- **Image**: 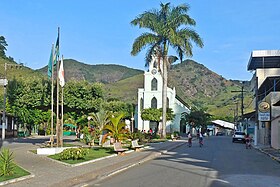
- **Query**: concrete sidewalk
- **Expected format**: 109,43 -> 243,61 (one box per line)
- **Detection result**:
1,136 -> 187,187
254,144 -> 280,163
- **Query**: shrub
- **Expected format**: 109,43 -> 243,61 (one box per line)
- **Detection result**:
166,133 -> 172,139
85,134 -> 93,144
131,131 -> 145,143
0,148 -> 15,176
173,131 -> 180,136
45,127 -> 51,135
58,148 -> 90,160
152,134 -> 161,139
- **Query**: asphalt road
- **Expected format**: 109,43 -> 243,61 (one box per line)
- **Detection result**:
90,136 -> 280,187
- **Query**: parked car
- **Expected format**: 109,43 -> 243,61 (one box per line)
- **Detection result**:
216,132 -> 225,136
232,131 -> 246,143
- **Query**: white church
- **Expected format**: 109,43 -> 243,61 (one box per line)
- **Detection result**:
135,57 -> 191,134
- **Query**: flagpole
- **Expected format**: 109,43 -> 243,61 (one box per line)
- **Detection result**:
56,62 -> 60,147
56,27 -> 60,147
61,56 -> 64,147
51,44 -> 54,147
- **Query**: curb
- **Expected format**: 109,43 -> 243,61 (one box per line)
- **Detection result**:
257,148 -> 280,163
0,172 -> 35,186
47,153 -> 118,167
44,149 -> 136,167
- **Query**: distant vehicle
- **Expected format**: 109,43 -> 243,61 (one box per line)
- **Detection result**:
232,131 -> 246,143
216,132 -> 224,136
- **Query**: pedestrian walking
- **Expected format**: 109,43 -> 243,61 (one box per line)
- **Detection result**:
245,134 -> 252,149
187,131 -> 192,147
199,132 -> 203,147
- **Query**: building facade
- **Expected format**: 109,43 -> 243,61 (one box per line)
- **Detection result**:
0,112 -> 17,138
135,57 -> 190,134
247,50 -> 280,149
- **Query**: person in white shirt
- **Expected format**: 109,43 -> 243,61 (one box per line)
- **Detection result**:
187,132 -> 192,147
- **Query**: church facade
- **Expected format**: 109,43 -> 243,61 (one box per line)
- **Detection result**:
135,57 -> 190,134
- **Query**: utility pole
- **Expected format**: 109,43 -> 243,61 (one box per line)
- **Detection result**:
234,100 -> 238,130
254,76 -> 258,146
232,82 -> 245,121
2,63 -> 7,140
131,112 -> 134,133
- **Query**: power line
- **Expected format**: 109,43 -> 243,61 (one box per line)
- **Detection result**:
244,98 -> 254,109
231,82 -> 246,120
256,79 -> 280,97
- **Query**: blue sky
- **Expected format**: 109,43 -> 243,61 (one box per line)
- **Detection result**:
1,0 -> 279,81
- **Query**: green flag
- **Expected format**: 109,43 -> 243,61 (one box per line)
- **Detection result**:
53,34 -> 59,66
47,45 -> 54,78
47,32 -> 59,78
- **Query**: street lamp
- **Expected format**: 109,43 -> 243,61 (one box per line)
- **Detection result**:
1,78 -> 7,140
87,116 -> 93,128
131,117 -> 134,133
125,119 -> 130,131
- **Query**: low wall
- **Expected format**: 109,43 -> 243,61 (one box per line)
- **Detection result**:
37,147 -> 75,155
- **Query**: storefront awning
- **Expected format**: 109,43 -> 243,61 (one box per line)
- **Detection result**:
247,50 -> 280,71
63,124 -> 76,128
212,120 -> 234,130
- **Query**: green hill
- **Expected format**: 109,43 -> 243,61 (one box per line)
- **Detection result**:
168,60 -> 253,116
1,57 -> 253,119
103,60 -> 254,117
37,59 -> 144,83
104,74 -> 144,103
0,58 -> 43,81
0,57 -> 45,105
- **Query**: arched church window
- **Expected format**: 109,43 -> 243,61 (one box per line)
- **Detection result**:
167,97 -> 169,108
151,78 -> 158,91
153,61 -> 157,68
140,98 -> 143,110
151,97 -> 157,108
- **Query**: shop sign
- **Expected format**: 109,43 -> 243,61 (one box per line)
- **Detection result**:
258,101 -> 270,121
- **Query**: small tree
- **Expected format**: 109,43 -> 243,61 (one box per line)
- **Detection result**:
141,108 -> 175,136
103,113 -> 129,142
90,109 -> 111,131
141,108 -> 161,122
0,36 -> 8,58
102,101 -> 134,118
0,148 -> 15,176
182,109 -> 212,132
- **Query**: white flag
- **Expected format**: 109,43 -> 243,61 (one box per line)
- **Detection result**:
58,57 -> 65,87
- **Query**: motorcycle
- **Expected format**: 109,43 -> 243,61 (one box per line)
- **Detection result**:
245,138 -> 252,149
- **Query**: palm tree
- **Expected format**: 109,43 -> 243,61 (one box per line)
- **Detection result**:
90,109 -> 111,131
131,2 -> 203,138
102,113 -> 129,142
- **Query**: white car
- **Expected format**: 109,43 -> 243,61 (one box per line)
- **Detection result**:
232,131 -> 246,143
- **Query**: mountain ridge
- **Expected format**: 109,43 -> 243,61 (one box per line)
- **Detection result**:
37,59 -> 144,83
1,57 -> 253,118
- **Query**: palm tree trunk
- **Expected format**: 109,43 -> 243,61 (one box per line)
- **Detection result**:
162,56 -> 168,138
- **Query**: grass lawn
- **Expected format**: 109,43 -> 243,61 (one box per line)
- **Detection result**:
0,165 -> 30,182
48,147 -> 115,164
